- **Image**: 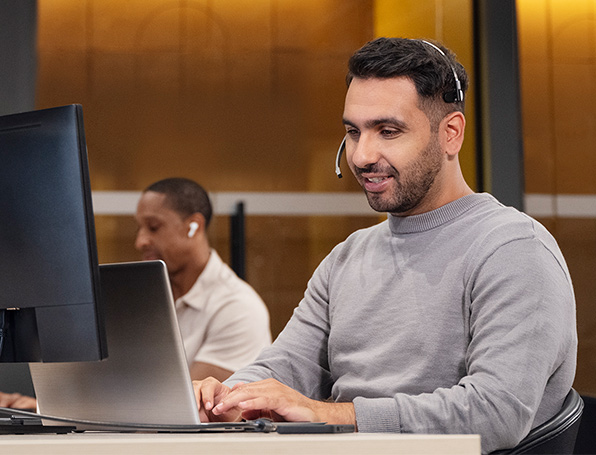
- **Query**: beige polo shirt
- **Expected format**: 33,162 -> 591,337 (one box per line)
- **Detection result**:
175,250 -> 271,372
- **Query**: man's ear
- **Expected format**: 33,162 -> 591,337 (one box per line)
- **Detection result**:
441,111 -> 466,157
186,213 -> 206,238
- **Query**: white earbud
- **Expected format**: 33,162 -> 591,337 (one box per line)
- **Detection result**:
187,221 -> 199,238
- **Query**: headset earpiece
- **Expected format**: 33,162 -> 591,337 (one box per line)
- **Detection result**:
442,79 -> 464,103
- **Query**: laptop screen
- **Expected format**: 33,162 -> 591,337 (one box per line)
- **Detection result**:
29,261 -> 201,427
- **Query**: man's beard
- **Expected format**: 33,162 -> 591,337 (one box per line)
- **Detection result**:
358,137 -> 443,214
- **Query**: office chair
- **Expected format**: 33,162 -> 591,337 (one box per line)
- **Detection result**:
573,394 -> 596,454
492,388 -> 584,454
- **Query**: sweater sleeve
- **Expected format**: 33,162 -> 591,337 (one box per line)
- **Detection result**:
353,237 -> 577,453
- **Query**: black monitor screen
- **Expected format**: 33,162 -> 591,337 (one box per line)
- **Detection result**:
0,104 -> 107,363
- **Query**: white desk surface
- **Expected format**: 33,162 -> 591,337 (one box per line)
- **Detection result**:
0,431 -> 480,454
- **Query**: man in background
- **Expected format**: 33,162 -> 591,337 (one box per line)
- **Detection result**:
1,177 -> 271,408
135,177 -> 271,381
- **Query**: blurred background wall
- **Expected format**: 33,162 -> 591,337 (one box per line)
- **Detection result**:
31,0 -> 478,339
2,0 -> 596,396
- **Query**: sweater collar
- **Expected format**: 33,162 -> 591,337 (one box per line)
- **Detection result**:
388,193 -> 494,235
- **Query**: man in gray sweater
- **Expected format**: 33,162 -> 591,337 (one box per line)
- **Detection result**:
193,38 -> 577,453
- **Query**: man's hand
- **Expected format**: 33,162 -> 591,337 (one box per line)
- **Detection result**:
0,392 -> 37,410
210,378 -> 357,427
192,377 -> 242,422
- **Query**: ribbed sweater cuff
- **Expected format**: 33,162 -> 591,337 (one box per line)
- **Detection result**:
353,396 -> 401,433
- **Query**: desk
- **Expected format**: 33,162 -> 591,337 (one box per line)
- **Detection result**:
0,432 -> 480,454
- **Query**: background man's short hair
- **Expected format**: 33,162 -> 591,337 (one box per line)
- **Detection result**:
144,177 -> 213,227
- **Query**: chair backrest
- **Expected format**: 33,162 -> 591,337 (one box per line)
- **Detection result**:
572,394 -> 596,454
492,388 -> 584,454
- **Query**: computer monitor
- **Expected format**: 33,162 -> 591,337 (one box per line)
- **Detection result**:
0,104 -> 107,363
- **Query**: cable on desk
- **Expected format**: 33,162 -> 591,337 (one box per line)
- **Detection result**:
0,406 -> 266,433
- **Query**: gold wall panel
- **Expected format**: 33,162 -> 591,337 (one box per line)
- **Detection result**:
37,0 -> 372,194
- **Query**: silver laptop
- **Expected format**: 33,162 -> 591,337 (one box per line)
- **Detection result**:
29,261 -> 208,430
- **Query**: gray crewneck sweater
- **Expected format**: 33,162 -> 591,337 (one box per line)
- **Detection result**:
225,193 -> 577,453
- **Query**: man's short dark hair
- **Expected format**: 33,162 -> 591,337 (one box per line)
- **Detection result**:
144,177 -> 213,227
346,37 -> 469,126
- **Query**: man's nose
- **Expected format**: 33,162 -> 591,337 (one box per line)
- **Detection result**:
349,135 -> 381,169
134,230 -> 148,251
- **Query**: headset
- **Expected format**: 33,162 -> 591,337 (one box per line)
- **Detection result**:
334,39 -> 464,179
419,40 -> 464,104
187,221 -> 199,238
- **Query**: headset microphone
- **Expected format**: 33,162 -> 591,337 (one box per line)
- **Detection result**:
187,221 -> 199,238
335,136 -> 346,178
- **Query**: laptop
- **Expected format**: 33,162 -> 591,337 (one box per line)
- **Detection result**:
24,260 -> 352,434
28,260 -> 240,431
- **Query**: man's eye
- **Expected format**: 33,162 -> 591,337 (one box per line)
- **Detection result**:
346,129 -> 359,137
381,129 -> 400,137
